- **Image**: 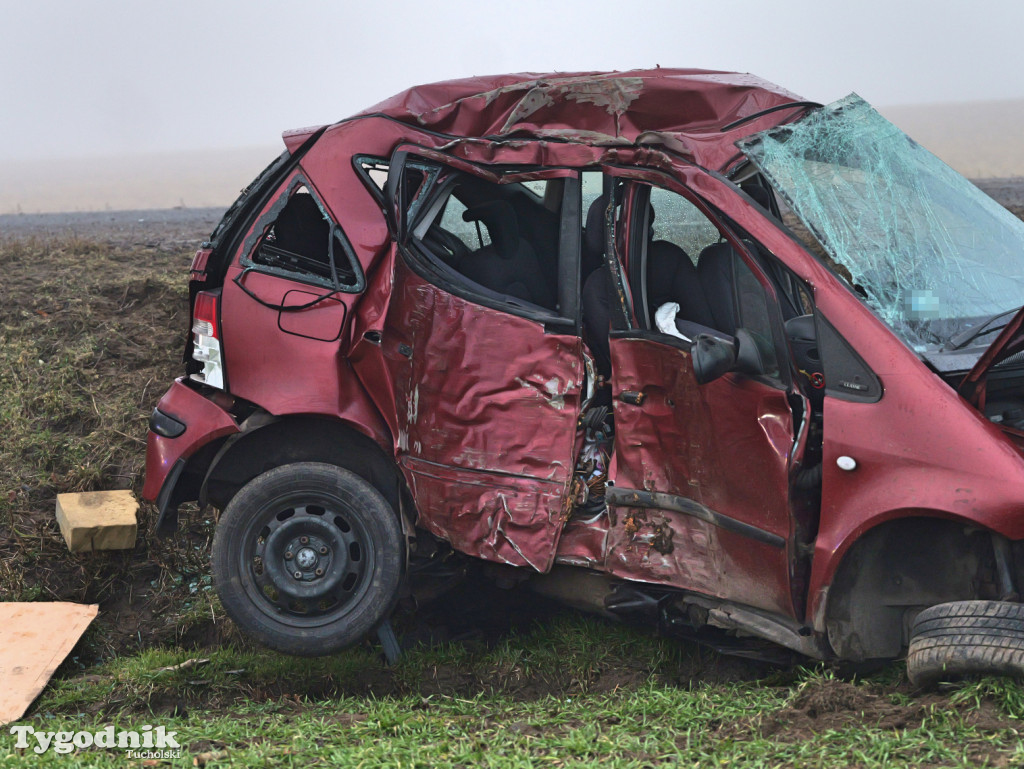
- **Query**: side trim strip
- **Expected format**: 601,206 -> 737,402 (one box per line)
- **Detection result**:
605,487 -> 786,549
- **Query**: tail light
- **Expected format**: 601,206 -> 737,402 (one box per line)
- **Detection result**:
190,290 -> 224,389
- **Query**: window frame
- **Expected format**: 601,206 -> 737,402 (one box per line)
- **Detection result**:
391,149 -> 583,335
612,170 -> 796,391
240,174 -> 366,294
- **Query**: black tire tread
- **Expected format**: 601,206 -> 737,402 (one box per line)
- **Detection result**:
913,600 -> 1024,627
907,600 -> 1024,688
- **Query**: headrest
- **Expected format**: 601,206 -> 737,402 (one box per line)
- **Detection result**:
463,200 -> 519,259
584,194 -> 608,257
697,241 -> 735,272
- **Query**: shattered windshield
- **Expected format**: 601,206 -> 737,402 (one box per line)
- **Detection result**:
738,94 -> 1024,353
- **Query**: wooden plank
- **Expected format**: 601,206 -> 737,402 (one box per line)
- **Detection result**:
0,603 -> 98,725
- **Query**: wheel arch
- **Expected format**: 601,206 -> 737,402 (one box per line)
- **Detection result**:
202,415 -> 414,534
822,513 -> 1001,661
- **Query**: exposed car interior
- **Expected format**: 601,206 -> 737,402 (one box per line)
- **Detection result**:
414,171 -> 564,314
251,186 -> 358,287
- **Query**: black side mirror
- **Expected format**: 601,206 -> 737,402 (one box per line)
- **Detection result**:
691,334 -> 737,384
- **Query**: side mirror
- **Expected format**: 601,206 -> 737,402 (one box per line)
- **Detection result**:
691,334 -> 737,384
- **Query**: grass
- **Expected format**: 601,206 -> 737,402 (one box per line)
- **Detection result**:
3,228 -> 1024,767
4,629 -> 1024,767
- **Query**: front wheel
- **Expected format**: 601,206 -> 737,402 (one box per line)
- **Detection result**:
211,462 -> 403,656
907,600 -> 1024,688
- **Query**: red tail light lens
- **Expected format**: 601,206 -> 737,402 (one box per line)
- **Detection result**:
190,290 -> 224,389
192,291 -> 219,339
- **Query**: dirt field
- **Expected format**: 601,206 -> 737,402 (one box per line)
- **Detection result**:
5,186 -> 1024,765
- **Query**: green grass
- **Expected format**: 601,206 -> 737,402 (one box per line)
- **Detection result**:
4,622 -> 1024,767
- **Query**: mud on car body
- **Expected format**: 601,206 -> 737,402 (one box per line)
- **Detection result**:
143,69 -> 1024,685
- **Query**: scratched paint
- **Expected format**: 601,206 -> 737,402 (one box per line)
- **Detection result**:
606,335 -> 796,617
403,456 -> 566,571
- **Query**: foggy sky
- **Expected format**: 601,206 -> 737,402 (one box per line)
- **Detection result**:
4,0 -> 1024,162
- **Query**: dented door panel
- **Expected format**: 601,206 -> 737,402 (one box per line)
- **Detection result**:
402,458 -> 567,571
602,508 -> 791,616
382,258 -> 584,571
605,335 -> 795,616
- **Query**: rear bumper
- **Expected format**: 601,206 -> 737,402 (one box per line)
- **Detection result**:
142,378 -> 240,507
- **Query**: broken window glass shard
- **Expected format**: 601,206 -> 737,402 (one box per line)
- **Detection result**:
738,94 -> 1024,354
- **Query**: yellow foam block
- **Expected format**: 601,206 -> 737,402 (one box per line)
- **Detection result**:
55,490 -> 138,552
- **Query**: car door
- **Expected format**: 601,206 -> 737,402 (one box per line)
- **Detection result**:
375,146 -> 586,572
603,175 -> 800,618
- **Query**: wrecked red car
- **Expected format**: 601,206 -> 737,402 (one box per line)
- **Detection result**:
143,70 -> 1024,685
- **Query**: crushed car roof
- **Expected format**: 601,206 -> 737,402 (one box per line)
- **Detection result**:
291,69 -> 808,172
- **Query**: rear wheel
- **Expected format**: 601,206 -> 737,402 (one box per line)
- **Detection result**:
212,462 -> 403,656
907,600 -> 1024,688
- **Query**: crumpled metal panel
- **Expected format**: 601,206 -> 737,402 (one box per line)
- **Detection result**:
554,512 -> 612,570
605,336 -> 794,616
739,94 -> 1024,353
602,508 -> 791,616
359,69 -> 804,171
382,260 -> 584,571
402,458 -> 565,571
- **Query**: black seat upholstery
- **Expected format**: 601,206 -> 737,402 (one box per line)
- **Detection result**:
696,242 -> 740,335
457,200 -> 555,309
273,193 -> 328,259
581,195 -> 609,280
582,268 -> 615,377
697,240 -> 775,339
580,193 -> 618,377
647,240 -> 717,330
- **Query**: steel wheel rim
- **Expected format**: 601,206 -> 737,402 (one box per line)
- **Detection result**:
238,491 -> 376,628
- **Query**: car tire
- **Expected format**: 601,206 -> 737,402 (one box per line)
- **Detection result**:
906,600 -> 1024,688
211,462 -> 403,656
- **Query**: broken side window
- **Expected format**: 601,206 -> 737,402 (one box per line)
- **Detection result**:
738,94 -> 1024,353
246,181 -> 364,292
353,155 -> 389,205
649,186 -> 721,266
438,193 -> 490,250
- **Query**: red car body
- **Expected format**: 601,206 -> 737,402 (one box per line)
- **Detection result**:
143,69 -> 1024,662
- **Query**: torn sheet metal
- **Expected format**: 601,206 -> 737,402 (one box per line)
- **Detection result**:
601,505 -> 792,617
360,69 -> 804,171
0,603 -> 98,725
402,457 -> 565,571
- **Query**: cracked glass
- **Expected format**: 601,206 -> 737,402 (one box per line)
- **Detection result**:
738,94 -> 1024,353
